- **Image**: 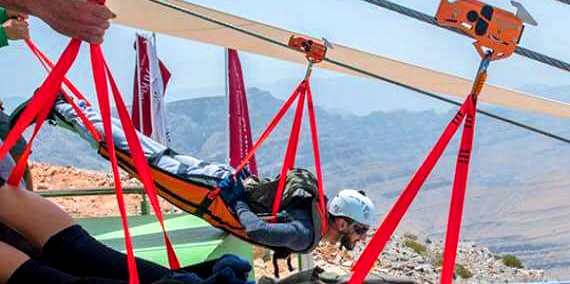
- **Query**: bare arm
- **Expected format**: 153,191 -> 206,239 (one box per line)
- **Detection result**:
0,0 -> 114,43
0,241 -> 29,284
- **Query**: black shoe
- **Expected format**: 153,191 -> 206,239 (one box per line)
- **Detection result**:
9,90 -> 64,129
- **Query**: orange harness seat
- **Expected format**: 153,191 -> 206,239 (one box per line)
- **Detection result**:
98,145 -> 326,253
99,145 -> 248,239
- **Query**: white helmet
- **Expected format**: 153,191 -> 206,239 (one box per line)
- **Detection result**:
328,189 -> 376,227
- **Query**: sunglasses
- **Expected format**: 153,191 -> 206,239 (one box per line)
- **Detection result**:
351,223 -> 369,235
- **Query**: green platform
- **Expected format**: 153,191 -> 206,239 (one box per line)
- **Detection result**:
77,214 -> 253,268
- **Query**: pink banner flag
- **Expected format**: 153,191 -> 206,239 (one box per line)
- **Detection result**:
228,49 -> 258,176
132,33 -> 171,145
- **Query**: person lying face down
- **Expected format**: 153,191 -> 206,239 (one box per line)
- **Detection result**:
11,93 -> 376,256
229,174 -> 375,279
225,169 -> 375,253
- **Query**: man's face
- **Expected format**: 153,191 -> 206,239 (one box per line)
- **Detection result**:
338,221 -> 369,250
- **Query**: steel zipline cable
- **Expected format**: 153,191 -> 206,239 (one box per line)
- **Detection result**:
146,0 -> 570,144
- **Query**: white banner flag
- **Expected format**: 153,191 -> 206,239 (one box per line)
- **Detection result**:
132,33 -> 171,145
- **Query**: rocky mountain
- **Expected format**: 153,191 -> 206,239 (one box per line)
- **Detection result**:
5,86 -> 570,279
306,233 -> 545,283
256,232 -> 545,283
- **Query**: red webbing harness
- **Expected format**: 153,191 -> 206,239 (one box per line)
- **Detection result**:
0,40 -> 81,186
228,37 -> 329,233
0,11 -> 180,284
4,30 -> 329,283
349,55 -> 491,284
232,77 -> 328,234
25,39 -> 101,141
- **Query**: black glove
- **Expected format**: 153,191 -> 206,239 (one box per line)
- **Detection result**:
203,266 -> 255,284
218,175 -> 246,207
163,255 -> 253,284
212,254 -> 252,281
237,167 -> 252,180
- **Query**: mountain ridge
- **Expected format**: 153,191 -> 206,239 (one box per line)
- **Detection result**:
6,86 -> 569,278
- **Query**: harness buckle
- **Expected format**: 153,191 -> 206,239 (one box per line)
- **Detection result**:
207,187 -> 221,200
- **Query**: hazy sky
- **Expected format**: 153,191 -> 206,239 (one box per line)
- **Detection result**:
0,0 -> 568,113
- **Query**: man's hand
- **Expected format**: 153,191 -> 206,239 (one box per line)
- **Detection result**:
2,19 -> 29,40
26,0 -> 115,44
218,175 -> 246,208
6,9 -> 28,20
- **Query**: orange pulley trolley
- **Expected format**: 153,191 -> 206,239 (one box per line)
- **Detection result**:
436,0 -> 537,60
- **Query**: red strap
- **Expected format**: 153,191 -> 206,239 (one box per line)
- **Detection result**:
0,39 -> 82,186
288,90 -> 306,162
25,39 -> 101,141
272,83 -> 307,216
233,78 -> 326,224
88,2 -> 148,283
348,96 -> 473,284
90,44 -> 141,284
7,101 -> 53,185
16,39 -> 100,186
25,39 -> 91,106
305,82 -> 328,233
20,38 -> 179,284
0,39 -> 80,161
233,81 -> 305,174
103,59 -> 180,269
440,99 -> 477,284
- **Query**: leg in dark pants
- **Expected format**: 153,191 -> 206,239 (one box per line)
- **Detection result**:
41,225 -> 170,284
0,222 -> 39,258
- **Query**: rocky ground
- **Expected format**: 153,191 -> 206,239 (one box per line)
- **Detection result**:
253,233 -> 545,283
31,162 -> 181,217
30,163 -> 546,283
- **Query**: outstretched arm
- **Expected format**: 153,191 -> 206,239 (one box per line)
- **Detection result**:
0,0 -> 114,43
234,201 -> 311,251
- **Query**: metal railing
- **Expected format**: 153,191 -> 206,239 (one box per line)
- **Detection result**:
38,187 -> 151,215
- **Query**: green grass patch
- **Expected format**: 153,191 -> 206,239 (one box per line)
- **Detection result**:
433,254 -> 473,279
404,239 -> 427,256
456,264 -> 473,279
502,255 -> 524,269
